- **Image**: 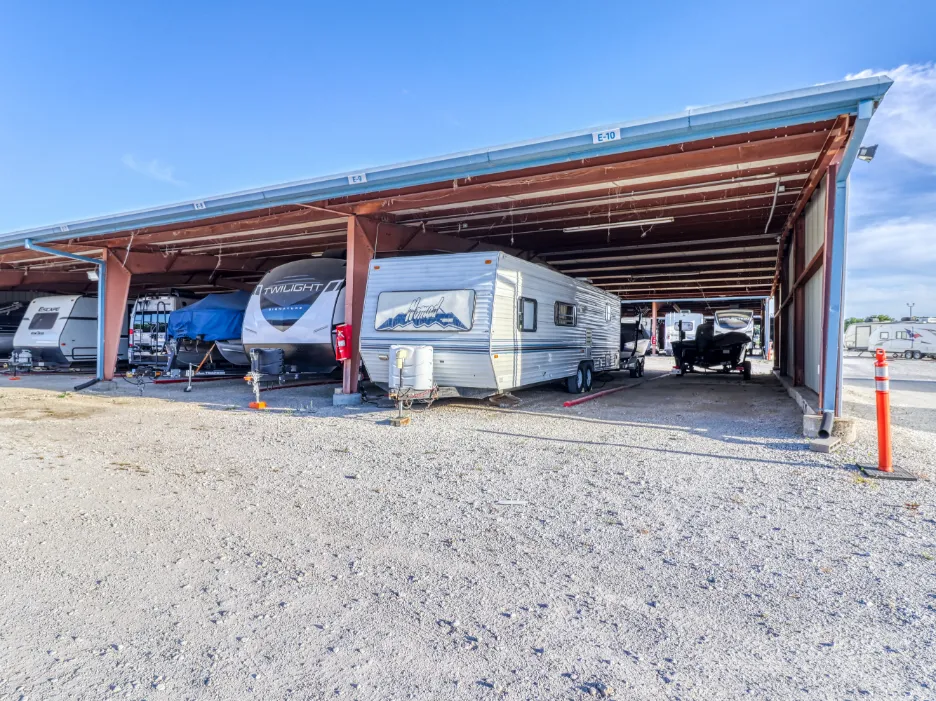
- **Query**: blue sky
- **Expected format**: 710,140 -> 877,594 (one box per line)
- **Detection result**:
1,1 -> 934,317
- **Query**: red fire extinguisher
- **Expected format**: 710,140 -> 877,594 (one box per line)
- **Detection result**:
335,324 -> 351,361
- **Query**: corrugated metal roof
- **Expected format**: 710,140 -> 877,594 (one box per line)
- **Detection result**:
0,76 -> 892,252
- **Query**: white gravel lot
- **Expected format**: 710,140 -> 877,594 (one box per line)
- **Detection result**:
0,357 -> 933,700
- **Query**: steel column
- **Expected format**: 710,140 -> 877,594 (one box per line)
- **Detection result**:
102,249 -> 132,380
342,216 -> 376,395
821,99 -> 874,416
651,301 -> 658,354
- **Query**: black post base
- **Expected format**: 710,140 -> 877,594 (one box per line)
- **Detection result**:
857,464 -> 917,481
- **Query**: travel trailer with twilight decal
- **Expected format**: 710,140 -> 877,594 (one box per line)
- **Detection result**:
359,252 -> 621,397
242,257 -> 347,376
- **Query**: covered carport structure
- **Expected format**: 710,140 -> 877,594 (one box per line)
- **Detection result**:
0,77 -> 891,424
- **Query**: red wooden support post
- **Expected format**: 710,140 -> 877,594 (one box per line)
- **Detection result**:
102,249 -> 132,381
341,216 -> 376,396
651,301 -> 658,355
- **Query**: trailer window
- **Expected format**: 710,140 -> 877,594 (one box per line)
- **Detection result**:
133,313 -> 167,334
879,331 -> 889,340
518,298 -> 537,332
605,304 -> 612,322
896,331 -> 908,340
554,302 -> 577,327
28,312 -> 59,330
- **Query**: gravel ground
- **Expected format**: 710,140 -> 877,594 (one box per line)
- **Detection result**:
0,357 -> 934,700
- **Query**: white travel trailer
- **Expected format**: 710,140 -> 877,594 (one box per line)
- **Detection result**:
242,257 -> 347,375
128,293 -> 196,366
663,311 -> 704,354
845,320 -> 936,359
359,252 -> 622,397
12,295 -> 129,369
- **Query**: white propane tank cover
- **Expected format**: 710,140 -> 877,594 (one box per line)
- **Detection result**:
388,345 -> 433,391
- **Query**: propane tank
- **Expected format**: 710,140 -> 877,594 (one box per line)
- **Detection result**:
388,345 -> 433,391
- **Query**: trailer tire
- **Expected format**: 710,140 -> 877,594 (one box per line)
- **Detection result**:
638,361 -> 644,377
913,350 -> 923,360
904,350 -> 913,359
583,363 -> 593,392
742,360 -> 752,381
566,365 -> 585,393
629,367 -> 638,378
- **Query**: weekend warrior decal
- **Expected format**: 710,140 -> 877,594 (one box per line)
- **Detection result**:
375,291 -> 475,331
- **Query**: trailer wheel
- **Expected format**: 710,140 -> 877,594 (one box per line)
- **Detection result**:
904,350 -> 913,359
629,366 -> 638,378
566,365 -> 585,393
913,350 -> 923,360
742,360 -> 752,381
638,360 -> 644,377
583,363 -> 594,392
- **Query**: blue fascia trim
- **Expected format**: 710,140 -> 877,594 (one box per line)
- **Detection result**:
0,77 -> 892,252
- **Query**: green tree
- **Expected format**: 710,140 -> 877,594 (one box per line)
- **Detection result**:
872,314 -> 895,322
844,317 -> 864,328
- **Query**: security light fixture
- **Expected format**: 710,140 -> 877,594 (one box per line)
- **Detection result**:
86,269 -> 99,282
563,217 -> 674,233
857,145 -> 878,162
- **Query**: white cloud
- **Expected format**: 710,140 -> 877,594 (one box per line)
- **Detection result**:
843,63 -> 936,318
848,215 -> 936,272
847,63 -> 936,170
121,154 -> 185,186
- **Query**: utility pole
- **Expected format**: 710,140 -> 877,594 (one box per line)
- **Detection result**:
908,302 -> 915,320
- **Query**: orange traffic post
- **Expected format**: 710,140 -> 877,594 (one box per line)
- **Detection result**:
859,349 -> 916,481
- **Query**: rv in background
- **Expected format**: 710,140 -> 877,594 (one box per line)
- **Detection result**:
11,295 -> 129,369
663,311 -> 704,355
129,293 -> 196,366
359,251 -> 621,397
845,320 -> 936,359
621,313 -> 651,378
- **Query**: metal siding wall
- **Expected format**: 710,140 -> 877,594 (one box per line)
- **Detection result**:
783,247 -> 794,377
804,175 -> 826,262
804,266 -> 823,392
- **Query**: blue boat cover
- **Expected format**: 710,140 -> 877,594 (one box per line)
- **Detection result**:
167,291 -> 250,342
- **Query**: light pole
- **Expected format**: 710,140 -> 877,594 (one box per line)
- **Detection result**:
908,302 -> 915,320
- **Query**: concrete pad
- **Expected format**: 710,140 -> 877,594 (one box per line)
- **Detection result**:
86,380 -> 119,393
332,391 -> 362,407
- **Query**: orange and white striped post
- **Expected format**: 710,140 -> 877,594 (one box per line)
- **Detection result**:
859,348 -> 916,480
873,349 -> 893,470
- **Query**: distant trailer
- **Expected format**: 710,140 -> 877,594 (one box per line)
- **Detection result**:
359,251 -> 622,397
846,321 -> 936,359
129,293 -> 197,366
11,295 -> 129,369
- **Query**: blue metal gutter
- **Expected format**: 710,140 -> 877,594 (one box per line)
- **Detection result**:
23,239 -> 105,381
0,76 -> 892,253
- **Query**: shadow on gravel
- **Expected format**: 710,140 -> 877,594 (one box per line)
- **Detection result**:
476,429 -> 823,468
